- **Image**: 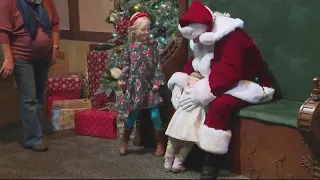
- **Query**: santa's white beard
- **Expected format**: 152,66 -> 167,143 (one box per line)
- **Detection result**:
193,42 -> 214,59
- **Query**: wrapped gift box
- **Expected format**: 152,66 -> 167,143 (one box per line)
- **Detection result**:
93,92 -> 116,109
75,108 -> 117,139
52,99 -> 92,131
46,72 -> 83,117
46,72 -> 82,94
87,51 -> 108,101
48,95 -> 73,119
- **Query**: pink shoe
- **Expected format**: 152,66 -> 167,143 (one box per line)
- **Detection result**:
172,156 -> 186,173
164,152 -> 174,172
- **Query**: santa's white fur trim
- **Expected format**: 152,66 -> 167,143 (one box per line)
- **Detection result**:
224,80 -> 275,104
167,72 -> 189,91
194,78 -> 216,105
197,125 -> 232,154
179,24 -> 207,41
199,15 -> 244,45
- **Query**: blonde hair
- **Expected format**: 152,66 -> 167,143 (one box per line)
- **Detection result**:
190,72 -> 204,80
128,12 -> 150,43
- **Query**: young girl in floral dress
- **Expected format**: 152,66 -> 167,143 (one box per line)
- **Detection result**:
117,12 -> 166,156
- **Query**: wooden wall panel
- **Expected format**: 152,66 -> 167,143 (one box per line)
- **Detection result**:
57,0 -> 113,42
78,0 -> 115,33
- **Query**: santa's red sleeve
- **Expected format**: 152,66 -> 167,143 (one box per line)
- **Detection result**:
208,34 -> 246,97
167,55 -> 195,90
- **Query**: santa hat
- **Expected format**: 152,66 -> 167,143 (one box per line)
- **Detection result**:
179,0 -> 214,32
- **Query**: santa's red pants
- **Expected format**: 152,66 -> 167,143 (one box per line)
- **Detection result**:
205,95 -> 248,131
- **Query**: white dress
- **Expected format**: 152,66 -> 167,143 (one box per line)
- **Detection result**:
165,87 -> 206,143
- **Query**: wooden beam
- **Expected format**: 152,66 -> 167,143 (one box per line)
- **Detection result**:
59,0 -> 112,42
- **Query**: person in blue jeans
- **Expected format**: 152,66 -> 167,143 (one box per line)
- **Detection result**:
0,0 -> 60,152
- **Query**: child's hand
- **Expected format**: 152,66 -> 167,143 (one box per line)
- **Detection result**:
152,85 -> 159,91
118,80 -> 126,89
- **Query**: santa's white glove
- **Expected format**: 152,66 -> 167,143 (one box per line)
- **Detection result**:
178,97 -> 201,112
178,88 -> 201,112
171,86 -> 183,110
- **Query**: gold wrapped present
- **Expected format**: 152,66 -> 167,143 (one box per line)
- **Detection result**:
52,99 -> 92,131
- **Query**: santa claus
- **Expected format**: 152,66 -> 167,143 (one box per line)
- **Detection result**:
167,0 -> 275,179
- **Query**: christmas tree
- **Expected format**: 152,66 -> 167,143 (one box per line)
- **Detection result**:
96,0 -> 180,104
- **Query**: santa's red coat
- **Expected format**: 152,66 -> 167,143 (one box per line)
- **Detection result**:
181,29 -> 272,154
183,29 -> 271,94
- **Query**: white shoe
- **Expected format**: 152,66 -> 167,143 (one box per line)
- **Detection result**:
164,152 -> 174,172
172,156 -> 186,173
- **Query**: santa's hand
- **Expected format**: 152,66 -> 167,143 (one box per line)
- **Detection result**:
194,78 -> 216,105
171,86 -> 183,110
178,98 -> 201,112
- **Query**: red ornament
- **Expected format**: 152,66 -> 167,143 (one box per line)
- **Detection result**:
115,38 -> 123,46
115,16 -> 129,37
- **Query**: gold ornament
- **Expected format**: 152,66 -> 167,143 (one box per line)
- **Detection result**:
133,4 -> 141,13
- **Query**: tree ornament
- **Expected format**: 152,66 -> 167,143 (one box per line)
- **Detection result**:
130,4 -> 142,14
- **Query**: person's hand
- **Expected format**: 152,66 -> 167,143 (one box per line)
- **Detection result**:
0,57 -> 14,79
50,47 -> 57,66
178,97 -> 201,112
152,85 -> 159,91
118,80 -> 126,89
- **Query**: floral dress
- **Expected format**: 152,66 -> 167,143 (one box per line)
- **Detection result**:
117,38 -> 165,112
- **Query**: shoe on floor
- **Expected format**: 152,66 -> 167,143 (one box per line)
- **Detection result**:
164,152 -> 175,172
171,156 -> 186,173
25,142 -> 48,152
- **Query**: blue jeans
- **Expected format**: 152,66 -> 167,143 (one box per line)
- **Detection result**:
13,59 -> 50,146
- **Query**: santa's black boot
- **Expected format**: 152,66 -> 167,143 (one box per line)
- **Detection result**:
200,152 -> 222,179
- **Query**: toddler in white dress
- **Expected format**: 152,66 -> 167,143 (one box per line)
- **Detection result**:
164,72 -> 206,173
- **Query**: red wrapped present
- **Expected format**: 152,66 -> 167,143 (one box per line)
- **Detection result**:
46,72 -> 82,93
87,51 -> 108,101
46,72 -> 83,118
75,108 -> 117,139
93,93 -> 116,109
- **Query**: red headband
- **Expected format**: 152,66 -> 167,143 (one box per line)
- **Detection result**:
129,12 -> 149,26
